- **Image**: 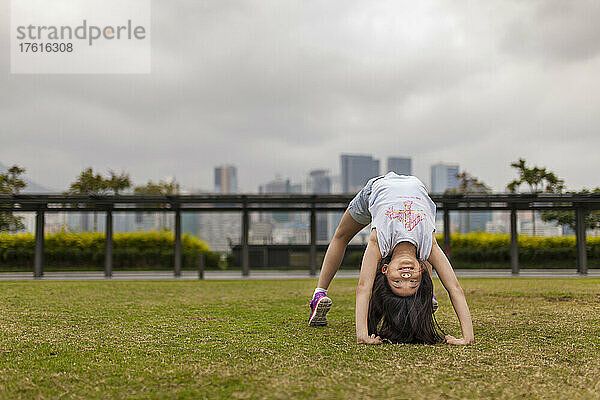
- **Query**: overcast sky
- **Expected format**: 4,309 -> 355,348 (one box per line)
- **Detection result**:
2,0 -> 600,193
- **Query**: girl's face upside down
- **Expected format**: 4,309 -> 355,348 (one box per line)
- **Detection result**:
381,255 -> 422,297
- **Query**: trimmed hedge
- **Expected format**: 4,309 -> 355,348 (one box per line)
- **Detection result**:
0,231 -> 220,271
439,232 -> 600,250
438,233 -> 600,268
1,232 -> 598,271
342,233 -> 600,269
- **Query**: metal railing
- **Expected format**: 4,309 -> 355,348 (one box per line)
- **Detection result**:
1,192 -> 599,278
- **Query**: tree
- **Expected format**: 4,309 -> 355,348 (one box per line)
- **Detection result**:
68,167 -> 108,195
540,187 -> 600,233
134,178 -> 180,230
507,159 -> 565,193
0,165 -> 27,232
67,167 -> 132,231
134,178 -> 180,195
105,170 -> 131,195
446,171 -> 491,195
507,158 -> 565,235
445,171 -> 491,233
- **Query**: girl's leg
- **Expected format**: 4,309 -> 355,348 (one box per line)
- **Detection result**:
317,210 -> 368,289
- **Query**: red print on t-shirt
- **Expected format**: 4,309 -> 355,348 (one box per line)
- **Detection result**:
385,201 -> 426,231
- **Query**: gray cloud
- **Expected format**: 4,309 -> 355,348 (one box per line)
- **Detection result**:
1,0 -> 599,193
501,0 -> 600,62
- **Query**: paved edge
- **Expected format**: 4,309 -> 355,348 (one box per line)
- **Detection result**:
0,269 -> 598,281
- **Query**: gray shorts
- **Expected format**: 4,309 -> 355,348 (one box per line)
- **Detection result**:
347,176 -> 382,225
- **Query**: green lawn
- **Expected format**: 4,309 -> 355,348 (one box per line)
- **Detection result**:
0,278 -> 599,399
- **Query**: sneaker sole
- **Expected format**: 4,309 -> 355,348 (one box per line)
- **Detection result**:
308,296 -> 332,326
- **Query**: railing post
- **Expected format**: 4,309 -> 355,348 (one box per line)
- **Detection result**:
310,199 -> 317,277
443,206 -> 451,257
241,199 -> 249,277
510,207 -> 519,275
575,206 -> 588,275
262,247 -> 268,268
198,252 -> 205,280
174,207 -> 182,277
104,209 -> 113,278
34,205 -> 45,278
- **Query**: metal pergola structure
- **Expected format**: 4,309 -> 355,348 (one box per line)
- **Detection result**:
1,193 -> 599,278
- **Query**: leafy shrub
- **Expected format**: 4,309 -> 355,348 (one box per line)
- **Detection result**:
0,231 -> 218,270
435,233 -> 598,267
343,233 -> 598,269
1,231 -> 598,270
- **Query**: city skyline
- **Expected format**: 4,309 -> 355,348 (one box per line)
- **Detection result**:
214,164 -> 238,194
9,157 -> 590,241
1,153 -> 593,195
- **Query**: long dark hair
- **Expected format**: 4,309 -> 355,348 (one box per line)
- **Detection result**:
367,255 -> 445,344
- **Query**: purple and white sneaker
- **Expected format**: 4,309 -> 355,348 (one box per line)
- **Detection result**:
308,292 -> 332,326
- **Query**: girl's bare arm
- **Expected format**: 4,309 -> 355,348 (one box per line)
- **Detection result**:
428,233 -> 474,345
355,229 -> 383,344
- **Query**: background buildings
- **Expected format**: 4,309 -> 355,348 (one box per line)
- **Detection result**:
214,165 -> 237,194
430,163 -> 459,194
5,153 -> 581,254
340,154 -> 380,194
195,166 -> 241,252
387,157 -> 412,176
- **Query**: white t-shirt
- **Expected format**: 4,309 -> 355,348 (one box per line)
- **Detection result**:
368,172 -> 437,260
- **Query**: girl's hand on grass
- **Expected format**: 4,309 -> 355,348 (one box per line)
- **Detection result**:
444,335 -> 474,346
357,334 -> 383,345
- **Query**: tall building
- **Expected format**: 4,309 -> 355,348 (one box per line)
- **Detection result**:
182,212 -> 200,237
387,157 -> 412,176
341,154 -> 380,193
258,175 -> 305,226
430,163 -> 459,234
430,163 -> 459,193
196,184 -> 240,252
459,212 -> 492,234
308,170 -> 332,242
214,165 -> 237,194
208,166 -> 239,252
259,175 -> 290,194
308,170 -> 331,194
197,211 -> 240,252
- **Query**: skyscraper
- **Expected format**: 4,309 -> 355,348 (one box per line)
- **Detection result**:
207,165 -> 239,252
259,175 -> 291,194
308,169 -> 331,195
387,157 -> 412,176
256,175 -> 307,243
258,175 -> 303,224
430,163 -> 459,193
214,165 -> 237,194
459,211 -> 492,234
308,170 -> 332,242
340,154 -> 380,193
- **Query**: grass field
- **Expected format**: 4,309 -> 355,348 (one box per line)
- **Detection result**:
1,278 -> 599,399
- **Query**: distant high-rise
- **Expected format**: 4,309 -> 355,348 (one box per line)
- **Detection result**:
459,212 -> 492,234
387,157 -> 412,176
308,169 -> 331,194
341,154 -> 380,193
308,170 -> 331,242
259,175 -> 302,224
214,165 -> 237,194
259,175 -> 291,194
430,163 -> 459,193
211,166 -> 239,252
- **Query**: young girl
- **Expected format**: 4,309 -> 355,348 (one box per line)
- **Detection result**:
308,171 -> 474,345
